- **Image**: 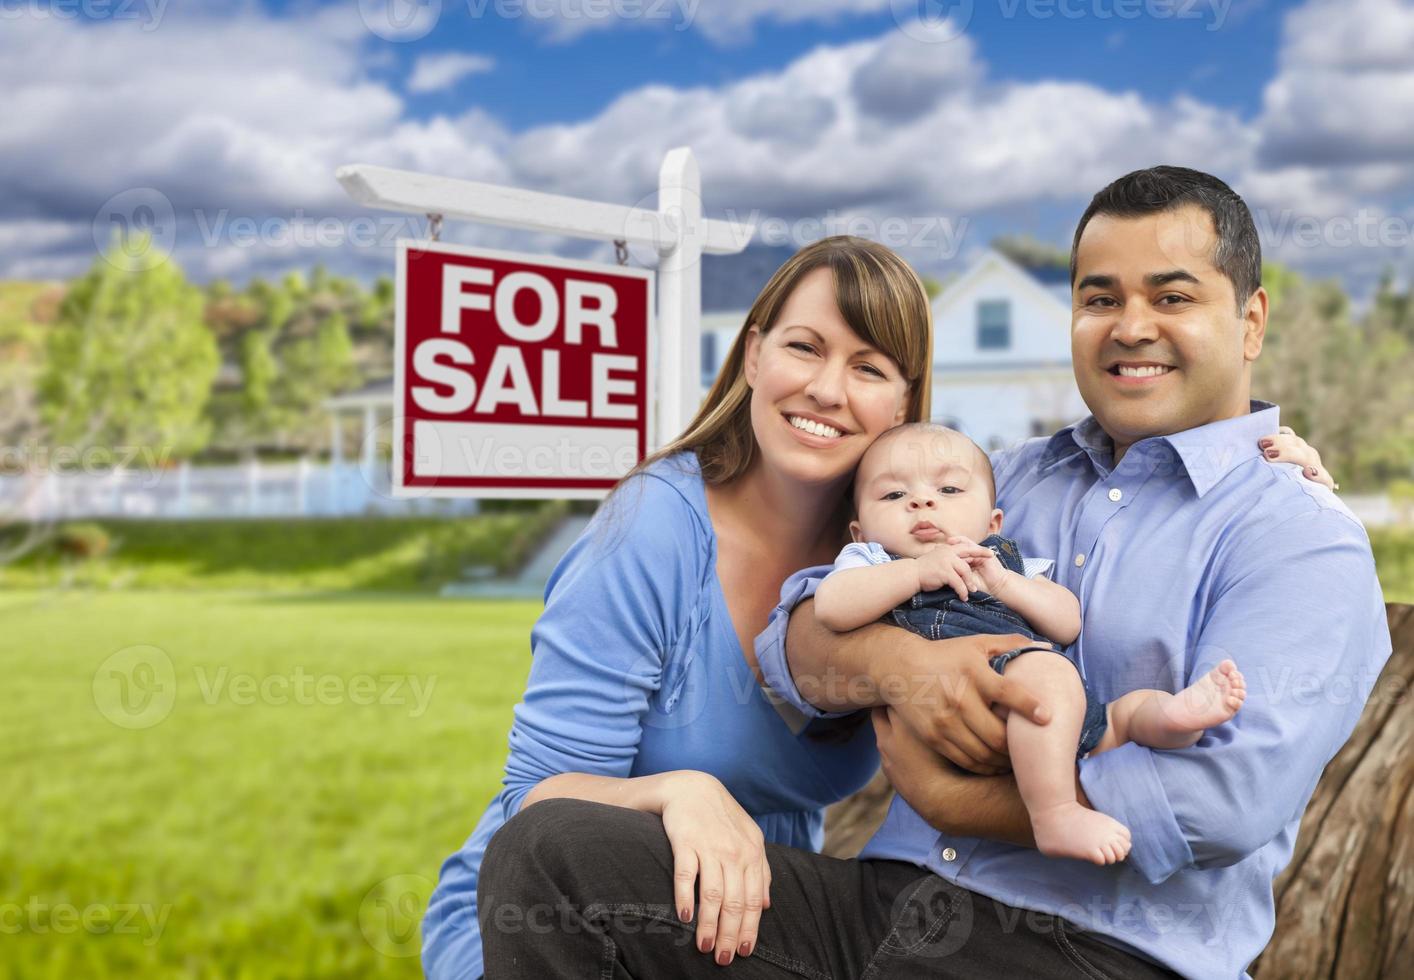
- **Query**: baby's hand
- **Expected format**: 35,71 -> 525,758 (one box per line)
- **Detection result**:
946,536 -> 1010,595
915,545 -> 982,601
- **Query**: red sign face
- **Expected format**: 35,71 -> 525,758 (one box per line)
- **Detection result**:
394,241 -> 653,498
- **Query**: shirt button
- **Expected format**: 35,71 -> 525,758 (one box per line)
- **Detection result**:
941,847 -> 957,862
1108,487 -> 1122,502
1074,553 -> 1086,567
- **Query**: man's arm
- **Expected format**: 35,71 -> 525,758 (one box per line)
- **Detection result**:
1079,510 -> 1390,885
872,705 -> 1088,848
784,595 -> 1047,773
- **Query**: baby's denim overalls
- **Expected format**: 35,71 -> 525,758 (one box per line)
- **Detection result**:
888,534 -> 1109,756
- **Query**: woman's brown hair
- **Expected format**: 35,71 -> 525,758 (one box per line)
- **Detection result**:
633,235 -> 934,487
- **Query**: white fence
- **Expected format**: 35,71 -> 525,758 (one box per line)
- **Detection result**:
0,460 -> 480,520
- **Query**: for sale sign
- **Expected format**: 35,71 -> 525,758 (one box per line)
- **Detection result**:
393,241 -> 653,498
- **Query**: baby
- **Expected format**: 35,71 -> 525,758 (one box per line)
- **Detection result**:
814,422 -> 1247,866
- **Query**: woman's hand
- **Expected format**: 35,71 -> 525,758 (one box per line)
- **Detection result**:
658,771 -> 771,966
1260,425 -> 1336,490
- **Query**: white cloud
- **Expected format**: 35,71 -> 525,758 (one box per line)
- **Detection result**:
2,0 -> 1408,298
1257,0 -> 1414,167
406,52 -> 496,93
536,0 -> 894,45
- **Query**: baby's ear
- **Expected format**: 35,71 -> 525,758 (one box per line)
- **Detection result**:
988,508 -> 1004,535
848,520 -> 864,543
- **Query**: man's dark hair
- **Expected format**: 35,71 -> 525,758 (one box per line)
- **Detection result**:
1070,166 -> 1262,312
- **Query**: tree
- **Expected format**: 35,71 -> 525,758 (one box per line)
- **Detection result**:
1252,263 -> 1414,489
39,236 -> 219,459
991,233 -> 1069,272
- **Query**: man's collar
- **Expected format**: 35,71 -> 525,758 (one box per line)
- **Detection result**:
1038,401 -> 1280,497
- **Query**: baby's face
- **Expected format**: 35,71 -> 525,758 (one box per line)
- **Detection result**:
850,429 -> 1002,559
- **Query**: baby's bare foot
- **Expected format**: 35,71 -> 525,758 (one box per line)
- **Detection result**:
1031,802 -> 1132,865
1160,660 -> 1246,741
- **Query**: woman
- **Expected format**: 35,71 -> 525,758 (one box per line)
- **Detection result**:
422,236 -> 1330,978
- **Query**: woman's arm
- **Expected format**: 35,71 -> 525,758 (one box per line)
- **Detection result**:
498,472 -> 770,967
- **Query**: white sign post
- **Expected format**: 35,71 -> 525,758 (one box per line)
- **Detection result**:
337,149 -> 755,464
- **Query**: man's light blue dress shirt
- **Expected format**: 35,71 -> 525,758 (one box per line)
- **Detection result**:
756,403 -> 1392,979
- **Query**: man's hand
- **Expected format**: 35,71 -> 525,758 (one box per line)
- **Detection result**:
883,631 -> 1050,774
873,706 -> 981,821
873,706 -> 1087,847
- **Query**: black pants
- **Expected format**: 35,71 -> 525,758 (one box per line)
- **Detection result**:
478,799 -> 1180,979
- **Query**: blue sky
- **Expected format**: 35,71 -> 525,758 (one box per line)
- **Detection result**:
4,0 -> 1412,298
369,0 -> 1290,125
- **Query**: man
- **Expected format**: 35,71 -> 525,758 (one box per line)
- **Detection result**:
480,167 -> 1391,978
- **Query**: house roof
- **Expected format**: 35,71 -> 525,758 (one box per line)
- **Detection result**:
931,249 -> 1073,322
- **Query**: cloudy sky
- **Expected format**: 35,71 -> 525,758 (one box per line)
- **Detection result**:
4,0 -> 1412,298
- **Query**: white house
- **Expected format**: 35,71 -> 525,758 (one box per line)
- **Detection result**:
696,249 -> 1087,453
928,250 -> 1086,453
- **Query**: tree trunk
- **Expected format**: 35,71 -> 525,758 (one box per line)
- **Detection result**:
820,604 -> 1414,976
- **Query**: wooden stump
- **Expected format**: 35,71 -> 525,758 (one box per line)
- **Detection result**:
820,604 -> 1414,976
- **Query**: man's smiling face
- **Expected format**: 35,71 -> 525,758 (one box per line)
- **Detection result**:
1071,204 -> 1268,461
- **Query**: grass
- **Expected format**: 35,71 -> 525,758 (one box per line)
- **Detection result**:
0,507 -> 565,593
1,589 -> 538,979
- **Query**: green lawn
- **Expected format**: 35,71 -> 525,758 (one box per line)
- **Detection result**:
0,508 -> 564,593
1,589 -> 537,979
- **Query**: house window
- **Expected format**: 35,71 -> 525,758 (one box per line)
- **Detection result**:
977,300 -> 1011,350
701,331 -> 719,387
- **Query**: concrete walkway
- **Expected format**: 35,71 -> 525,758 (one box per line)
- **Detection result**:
440,513 -> 593,599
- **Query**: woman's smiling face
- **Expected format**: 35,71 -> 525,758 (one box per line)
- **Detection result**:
744,266 -> 912,489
